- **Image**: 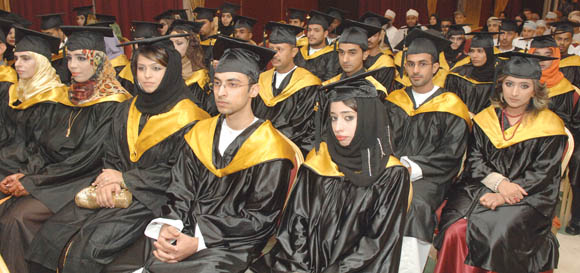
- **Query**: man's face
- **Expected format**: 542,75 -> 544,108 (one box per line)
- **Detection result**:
524,10 -> 532,19
441,21 -> 452,35
487,20 -> 500,32
499,31 -> 517,48
213,71 -> 258,115
195,19 -> 212,37
159,19 -> 174,35
405,53 -> 439,89
406,15 -> 418,27
269,42 -> 297,70
367,32 -> 381,50
328,19 -> 341,34
555,32 -> 573,55
307,24 -> 327,47
521,27 -> 535,38
455,14 -> 466,24
288,19 -> 305,29
41,28 -> 65,42
337,43 -> 367,75
234,27 -> 253,42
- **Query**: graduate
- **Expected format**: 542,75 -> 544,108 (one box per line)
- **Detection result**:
154,9 -> 187,35
38,13 -> 71,84
445,32 -> 499,114
218,2 -> 240,37
117,21 -> 162,93
254,22 -> 321,156
233,15 -> 258,45
268,69 -> 411,273
434,52 -> 566,273
193,7 -> 218,68
26,34 -> 210,273
552,20 -> 580,88
287,8 -> 308,44
497,19 -> 523,53
0,26 -> 132,273
294,10 -> 340,81
384,29 -> 471,273
0,28 -> 16,147
443,24 -> 469,68
0,13 -> 31,64
73,5 -> 94,26
359,12 -> 397,91
169,20 -> 217,115
326,7 -> 347,44
105,35 -> 297,273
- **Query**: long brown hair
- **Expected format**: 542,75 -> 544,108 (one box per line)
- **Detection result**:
171,29 -> 206,71
490,74 -> 550,116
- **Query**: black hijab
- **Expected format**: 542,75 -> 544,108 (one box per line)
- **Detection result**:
443,39 -> 465,64
132,40 -> 190,115
326,86 -> 392,187
469,46 -> 496,82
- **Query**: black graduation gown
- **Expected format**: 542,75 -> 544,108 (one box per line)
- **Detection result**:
52,49 -> 71,84
26,98 -> 210,273
294,44 -> 341,82
444,64 -> 494,114
0,64 -> 17,147
200,37 -> 216,69
185,69 -> 218,116
141,115 -> 295,273
117,64 -> 135,95
546,78 -> 580,129
253,67 -> 321,156
384,87 -> 471,242
435,106 -> 566,273
364,53 -> 396,91
560,54 -> 580,88
269,143 -> 410,273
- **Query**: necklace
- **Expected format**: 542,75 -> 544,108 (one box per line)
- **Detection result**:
66,109 -> 83,137
501,109 -> 524,141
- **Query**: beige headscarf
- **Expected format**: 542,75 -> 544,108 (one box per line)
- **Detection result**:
15,52 -> 65,102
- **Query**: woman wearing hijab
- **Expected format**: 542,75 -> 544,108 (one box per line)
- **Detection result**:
445,32 -> 498,114
443,24 -> 468,69
169,20 -> 217,115
433,52 -> 565,273
27,34 -> 210,273
269,70 -> 411,273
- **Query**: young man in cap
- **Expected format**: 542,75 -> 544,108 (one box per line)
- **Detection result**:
193,7 -> 218,67
360,12 -> 397,90
326,7 -> 347,44
154,10 -> 187,35
486,17 -> 501,45
552,20 -> 580,87
384,28 -> 470,273
440,18 -> 453,36
38,13 -> 70,83
106,35 -> 298,273
384,9 -> 403,50
287,8 -> 308,45
497,19 -> 522,53
254,22 -> 321,156
233,15 -> 258,45
294,10 -> 340,81
513,20 -> 537,49
454,10 -> 471,33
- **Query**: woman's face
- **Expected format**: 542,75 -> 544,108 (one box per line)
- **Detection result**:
66,49 -> 95,83
7,27 -> 15,46
14,52 -> 36,80
502,76 -> 535,111
221,13 -> 233,26
330,100 -> 358,147
429,16 -> 437,25
136,54 -> 166,93
469,47 -> 488,67
170,31 -> 189,57
533,47 -> 555,70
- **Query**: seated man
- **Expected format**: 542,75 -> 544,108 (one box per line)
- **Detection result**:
233,15 -> 258,45
551,20 -> 580,88
360,12 -> 397,91
105,35 -> 298,273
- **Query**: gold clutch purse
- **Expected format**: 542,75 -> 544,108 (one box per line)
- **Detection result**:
75,186 -> 133,209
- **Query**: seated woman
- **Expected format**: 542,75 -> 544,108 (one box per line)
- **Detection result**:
445,32 -> 498,115
269,70 -> 411,272
433,52 -> 566,273
0,26 -> 131,273
169,20 -> 218,115
443,24 -> 468,69
26,34 -> 210,273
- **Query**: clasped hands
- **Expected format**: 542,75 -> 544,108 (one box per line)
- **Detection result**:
91,168 -> 125,208
0,173 -> 28,197
153,224 -> 199,263
480,179 -> 528,210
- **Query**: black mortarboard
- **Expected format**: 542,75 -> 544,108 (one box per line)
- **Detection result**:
499,19 -> 518,32
327,7 -> 347,21
322,67 -> 388,100
171,9 -> 189,20
37,13 -> 64,30
154,9 -> 187,21
170,19 -> 204,34
131,21 -> 161,39
530,34 -> 558,48
73,5 -> 93,17
61,25 -> 114,52
234,15 -> 257,30
4,13 -> 31,28
342,19 -> 381,37
213,35 -> 276,80
359,12 -> 390,27
549,20 -> 580,34
95,14 -> 116,22
154,10 -> 174,21
466,31 -> 503,48
395,28 -> 451,58
308,10 -> 334,30
266,21 -> 303,46
119,33 -> 188,48
288,8 -> 307,21
220,2 -> 240,14
14,26 -> 60,59
338,20 -> 381,50
87,21 -> 114,27
447,24 -> 469,36
497,51 -> 557,80
193,7 -> 217,21
0,16 -> 31,36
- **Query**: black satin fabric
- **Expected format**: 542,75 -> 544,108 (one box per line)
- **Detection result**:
52,57 -> 71,84
444,44 -> 467,69
0,80 -> 15,148
252,70 -> 321,156
294,47 -> 341,81
384,87 -> 470,242
560,56 -> 580,88
269,159 -> 410,273
445,65 -> 495,114
26,99 -> 196,273
435,108 -> 566,273
364,53 -> 396,92
139,117 -> 293,272
187,79 -> 218,116
468,47 -> 495,83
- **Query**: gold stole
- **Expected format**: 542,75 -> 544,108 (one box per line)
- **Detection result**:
258,67 -> 321,107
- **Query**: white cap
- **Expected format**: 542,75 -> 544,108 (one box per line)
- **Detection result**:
570,14 -> 580,23
545,11 -> 557,19
487,16 -> 498,23
536,20 -> 546,28
523,20 -> 537,30
406,9 -> 419,17
385,9 -> 396,19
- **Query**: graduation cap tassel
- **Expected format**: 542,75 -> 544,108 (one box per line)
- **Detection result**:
314,100 -> 321,153
399,32 -> 407,79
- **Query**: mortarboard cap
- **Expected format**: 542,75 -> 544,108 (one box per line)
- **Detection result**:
73,5 -> 93,17
466,31 -> 503,48
549,20 -> 580,34
87,21 -> 114,27
119,33 -> 188,48
359,11 -> 390,27
395,28 -> 451,59
288,8 -> 307,21
234,15 -> 257,30
193,7 -> 217,21
497,51 -> 557,80
530,33 -> 559,48
169,19 -> 204,34
322,67 -> 388,100
499,19 -> 519,32
95,14 -> 116,22
447,24 -> 469,36
37,13 -> 64,30
14,26 -> 60,59
342,19 -> 381,37
131,21 -> 162,39
308,10 -> 334,30
327,7 -> 347,21
266,21 -> 303,46
213,35 -> 276,80
220,2 -> 240,14
61,25 -> 114,52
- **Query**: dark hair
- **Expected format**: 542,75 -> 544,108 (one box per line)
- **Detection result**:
171,28 -> 206,71
131,45 -> 169,72
342,98 -> 358,111
490,74 -> 549,115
